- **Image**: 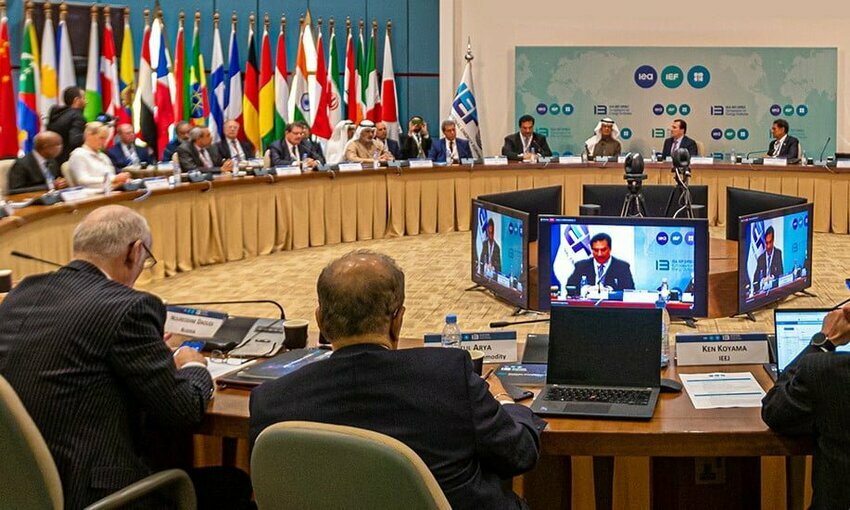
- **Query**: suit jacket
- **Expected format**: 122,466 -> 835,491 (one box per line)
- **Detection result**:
105,143 -> 153,169
767,136 -> 800,160
566,257 -> 635,292
250,344 -> 545,510
427,138 -> 473,163
661,135 -> 699,159
302,138 -> 326,165
7,152 -> 62,194
401,132 -> 433,159
0,260 -> 213,510
267,140 -> 323,167
46,105 -> 86,164
175,141 -> 227,173
216,138 -> 256,161
753,248 -> 784,292
480,239 -> 502,275
162,138 -> 182,162
501,132 -> 553,160
762,345 -> 850,509
383,138 -> 402,160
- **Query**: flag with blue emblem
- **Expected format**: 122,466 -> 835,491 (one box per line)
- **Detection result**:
449,41 -> 482,159
551,224 -> 591,295
747,220 -> 766,286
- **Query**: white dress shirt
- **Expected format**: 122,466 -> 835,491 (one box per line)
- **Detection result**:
68,145 -> 116,189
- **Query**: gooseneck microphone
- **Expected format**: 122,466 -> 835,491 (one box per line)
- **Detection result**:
168,300 -> 286,320
10,251 -> 63,268
744,150 -> 765,158
818,137 -> 832,162
489,318 -> 550,328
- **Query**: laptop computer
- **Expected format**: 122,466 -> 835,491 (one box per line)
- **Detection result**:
766,308 -> 850,381
530,306 -> 661,419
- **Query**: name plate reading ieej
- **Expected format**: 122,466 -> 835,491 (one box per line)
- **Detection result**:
165,306 -> 228,338
424,331 -> 517,363
676,332 -> 770,366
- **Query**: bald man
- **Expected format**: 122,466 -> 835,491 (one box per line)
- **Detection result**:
250,249 -> 545,510
7,130 -> 67,194
105,123 -> 153,169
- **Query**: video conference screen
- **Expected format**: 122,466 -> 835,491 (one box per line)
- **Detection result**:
738,203 -> 814,314
537,216 -> 709,317
471,200 -> 529,309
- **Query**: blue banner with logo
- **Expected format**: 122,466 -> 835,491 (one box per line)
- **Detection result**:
515,47 -> 837,159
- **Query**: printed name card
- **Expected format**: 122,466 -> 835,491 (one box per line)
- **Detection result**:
165,306 -> 228,338
483,156 -> 509,166
762,157 -> 788,167
338,162 -> 364,172
274,166 -> 301,176
424,331 -> 518,363
676,333 -> 770,366
690,156 -> 715,165
408,159 -> 434,168
836,159 -> 850,169
143,178 -> 170,191
559,155 -> 583,164
59,188 -> 93,203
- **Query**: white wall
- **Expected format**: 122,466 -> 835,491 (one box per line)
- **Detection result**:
442,0 -> 850,154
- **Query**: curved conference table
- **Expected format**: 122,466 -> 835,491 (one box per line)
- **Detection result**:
0,160 -> 831,509
2,160 -> 849,284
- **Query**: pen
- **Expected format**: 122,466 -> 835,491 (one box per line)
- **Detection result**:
482,368 -> 495,381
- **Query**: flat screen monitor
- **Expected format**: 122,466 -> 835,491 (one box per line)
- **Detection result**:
725,187 -> 806,241
773,309 -> 850,375
582,184 -> 709,218
471,199 -> 530,309
738,203 -> 814,315
537,215 -> 710,317
478,186 -> 561,242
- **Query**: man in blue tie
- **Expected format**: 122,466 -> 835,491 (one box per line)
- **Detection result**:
105,123 -> 153,169
428,120 -> 473,164
565,232 -> 635,292
753,226 -> 784,292
7,131 -> 68,194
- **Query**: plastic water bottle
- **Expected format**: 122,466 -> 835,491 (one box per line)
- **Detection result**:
730,148 -> 737,165
580,275 -> 588,298
659,278 -> 670,301
656,294 -> 671,366
441,314 -> 462,349
651,148 -> 657,162
800,149 -> 807,166
172,160 -> 181,187
373,149 -> 380,169
102,173 -> 112,196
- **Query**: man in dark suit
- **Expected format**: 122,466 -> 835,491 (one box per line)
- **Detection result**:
7,130 -> 67,194
501,114 -> 552,161
250,250 -> 545,510
268,122 -> 321,170
46,86 -> 87,165
752,226 -> 784,292
661,118 -> 699,159
763,305 -> 850,509
298,121 -> 327,165
176,127 -> 234,173
767,118 -> 800,160
216,119 -> 256,162
479,218 -> 502,276
0,205 -> 251,510
566,232 -> 635,292
401,115 -> 432,159
105,123 -> 153,169
428,120 -> 473,164
162,121 -> 192,162
376,121 -> 402,160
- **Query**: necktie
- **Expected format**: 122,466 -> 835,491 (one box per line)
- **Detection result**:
231,140 -> 242,161
126,145 -> 139,165
449,140 -> 455,161
200,148 -> 212,168
773,140 -> 782,157
672,139 -> 679,154
597,263 -> 605,285
291,144 -> 300,162
40,160 -> 55,190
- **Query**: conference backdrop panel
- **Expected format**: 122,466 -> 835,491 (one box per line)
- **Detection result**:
515,47 -> 837,159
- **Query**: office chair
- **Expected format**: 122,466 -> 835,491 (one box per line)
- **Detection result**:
0,376 -> 196,510
59,161 -> 74,187
251,421 -> 451,510
0,158 -> 13,197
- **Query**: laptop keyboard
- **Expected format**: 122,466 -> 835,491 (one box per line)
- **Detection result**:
544,386 -> 651,406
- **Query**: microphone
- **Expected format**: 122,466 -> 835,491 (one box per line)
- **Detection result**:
10,250 -> 63,268
489,318 -> 550,328
167,299 -> 286,320
744,150 -> 765,158
818,137 -> 831,162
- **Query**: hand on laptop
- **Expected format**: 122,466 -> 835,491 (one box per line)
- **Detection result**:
486,374 -> 514,404
821,305 -> 850,346
173,346 -> 208,368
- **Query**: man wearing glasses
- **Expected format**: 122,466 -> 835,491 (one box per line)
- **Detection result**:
0,205 -> 252,510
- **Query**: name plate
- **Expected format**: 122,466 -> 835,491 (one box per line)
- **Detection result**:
338,162 -> 364,172
143,178 -> 170,190
424,331 -> 517,363
676,333 -> 770,366
60,188 -> 95,203
559,155 -> 583,164
274,166 -> 301,176
483,156 -> 509,166
157,162 -> 174,171
408,159 -> 434,168
165,306 -> 228,338
690,156 -> 715,165
836,159 -> 850,169
763,157 -> 788,166
617,156 -> 627,164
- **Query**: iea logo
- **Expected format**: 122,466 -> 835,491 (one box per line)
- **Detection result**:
661,65 -> 684,88
634,65 -> 658,88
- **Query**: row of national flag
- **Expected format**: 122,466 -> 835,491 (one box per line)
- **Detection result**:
1,4 -> 404,159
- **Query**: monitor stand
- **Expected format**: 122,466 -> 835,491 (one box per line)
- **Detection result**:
674,316 -> 698,329
730,312 -> 757,322
511,307 -> 534,317
464,284 -> 485,292
795,289 -> 817,298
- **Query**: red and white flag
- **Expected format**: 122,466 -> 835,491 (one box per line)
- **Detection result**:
380,28 -> 399,142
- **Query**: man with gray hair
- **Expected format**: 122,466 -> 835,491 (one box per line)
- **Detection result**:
250,249 -> 545,510
428,119 -> 473,163
175,126 -> 233,173
0,205 -> 251,509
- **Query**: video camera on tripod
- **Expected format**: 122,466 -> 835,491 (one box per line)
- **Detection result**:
664,148 -> 696,218
621,153 -> 647,217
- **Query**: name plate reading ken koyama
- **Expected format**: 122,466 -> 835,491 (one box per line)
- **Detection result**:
165,306 -> 228,338
676,332 -> 770,366
424,331 -> 518,363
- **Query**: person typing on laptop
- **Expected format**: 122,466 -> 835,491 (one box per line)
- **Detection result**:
762,305 -> 850,509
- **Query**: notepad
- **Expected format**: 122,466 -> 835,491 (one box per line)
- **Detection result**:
680,372 -> 765,409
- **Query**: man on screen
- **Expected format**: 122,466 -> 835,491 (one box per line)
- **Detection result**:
479,218 -> 502,276
753,226 -> 784,291
566,233 -> 635,292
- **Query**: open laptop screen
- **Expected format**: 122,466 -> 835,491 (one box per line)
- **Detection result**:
548,306 -> 661,387
774,309 -> 850,373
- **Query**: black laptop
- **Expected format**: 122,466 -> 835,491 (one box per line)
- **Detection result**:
530,306 -> 661,419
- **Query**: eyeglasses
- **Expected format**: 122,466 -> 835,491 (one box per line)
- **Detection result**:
140,242 -> 157,270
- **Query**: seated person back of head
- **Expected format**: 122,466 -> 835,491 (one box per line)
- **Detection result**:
7,130 -> 67,194
250,249 -> 545,510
